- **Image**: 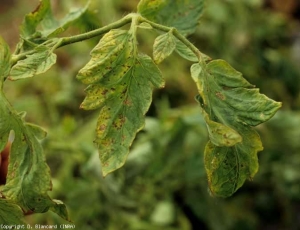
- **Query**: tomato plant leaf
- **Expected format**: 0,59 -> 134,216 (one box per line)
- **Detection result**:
0,199 -> 24,224
197,102 -> 242,147
191,60 -> 281,197
175,39 -> 210,63
20,0 -> 88,39
40,1 -> 89,38
10,39 -> 61,80
77,29 -> 164,176
0,92 -> 68,219
137,0 -> 205,35
153,31 -> 176,64
20,0 -> 51,38
0,37 -> 11,82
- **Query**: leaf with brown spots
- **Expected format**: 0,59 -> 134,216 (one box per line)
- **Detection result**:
191,60 -> 281,197
0,91 -> 68,220
77,29 -> 164,176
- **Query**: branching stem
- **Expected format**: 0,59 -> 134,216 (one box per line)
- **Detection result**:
11,13 -> 204,65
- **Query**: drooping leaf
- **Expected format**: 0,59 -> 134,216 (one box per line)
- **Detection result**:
153,31 -> 176,64
77,29 -> 164,176
191,60 -> 281,197
50,199 -> 70,221
204,129 -> 262,197
0,37 -> 11,82
9,39 -> 61,80
0,91 -> 68,219
137,0 -> 205,35
40,1 -> 90,38
20,0 -> 51,38
0,199 -> 24,224
20,0 -> 89,39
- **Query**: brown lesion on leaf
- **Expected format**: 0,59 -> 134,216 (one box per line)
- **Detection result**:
112,114 -> 126,130
101,89 -> 108,96
123,98 -> 132,106
215,92 -> 225,100
32,2 -> 42,14
98,124 -> 106,131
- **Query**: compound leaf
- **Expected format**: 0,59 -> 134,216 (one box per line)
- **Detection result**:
0,199 -> 24,224
9,39 -> 61,80
0,92 -> 68,220
77,29 -> 164,176
153,31 -> 176,64
191,60 -> 281,197
137,0 -> 205,35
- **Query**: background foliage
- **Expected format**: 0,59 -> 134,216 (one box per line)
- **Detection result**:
1,0 -> 300,229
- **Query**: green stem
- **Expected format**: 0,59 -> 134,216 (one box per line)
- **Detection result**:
58,14 -> 133,48
11,15 -> 133,65
11,13 -> 205,65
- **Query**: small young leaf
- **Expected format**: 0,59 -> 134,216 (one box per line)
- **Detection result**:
137,0 -> 205,35
153,31 -> 176,64
175,39 -> 211,62
0,91 -> 68,219
0,36 -> 11,81
191,60 -> 281,197
9,39 -> 61,80
77,29 -> 164,176
0,199 -> 24,224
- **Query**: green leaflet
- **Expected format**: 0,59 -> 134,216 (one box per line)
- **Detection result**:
0,37 -> 11,82
197,100 -> 242,147
77,29 -> 165,176
137,0 -> 205,35
175,39 -> 211,63
0,92 -> 69,220
191,60 -> 281,197
21,0 -> 89,39
10,39 -> 61,80
153,31 -> 176,64
20,0 -> 51,38
0,199 -> 24,224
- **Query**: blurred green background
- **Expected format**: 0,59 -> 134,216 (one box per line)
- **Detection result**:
1,0 -> 300,229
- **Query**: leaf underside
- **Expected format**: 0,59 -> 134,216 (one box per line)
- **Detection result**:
137,0 -> 205,36
77,29 -> 164,176
191,60 -> 281,197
